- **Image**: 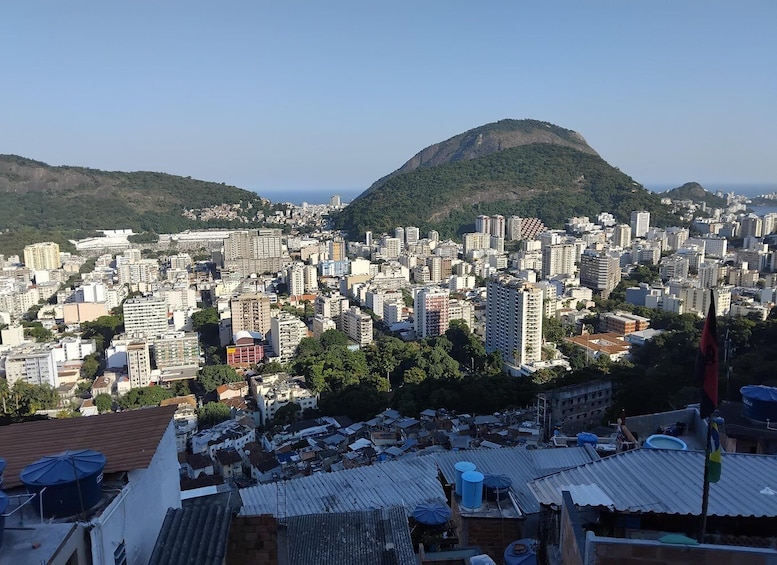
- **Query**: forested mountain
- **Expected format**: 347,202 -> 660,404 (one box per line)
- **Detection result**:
335,120 -> 677,238
664,182 -> 727,209
0,155 -> 270,255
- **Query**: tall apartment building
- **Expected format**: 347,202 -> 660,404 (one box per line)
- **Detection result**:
475,215 -> 490,234
414,287 -> 450,338
230,293 -> 273,336
462,232 -> 490,256
270,312 -> 307,363
342,306 -> 373,347
405,226 -> 420,246
303,264 -> 318,292
506,216 -> 546,241
381,237 -> 402,259
123,296 -> 169,338
579,250 -> 622,297
223,229 -> 285,276
630,211 -> 651,239
312,314 -> 337,339
329,238 -> 346,261
486,276 -> 544,374
542,244 -> 577,279
127,340 -> 153,388
314,292 -> 350,322
490,215 -> 506,239
426,256 -> 442,283
151,332 -> 201,369
612,224 -> 631,248
4,346 -> 59,387
394,227 -> 405,245
118,259 -> 160,287
23,242 -> 61,271
286,263 -> 305,296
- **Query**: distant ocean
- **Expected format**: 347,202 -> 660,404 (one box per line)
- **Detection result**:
646,183 -> 777,198
257,183 -> 777,206
256,187 -> 364,205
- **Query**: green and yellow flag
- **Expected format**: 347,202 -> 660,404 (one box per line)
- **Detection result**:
707,419 -> 722,483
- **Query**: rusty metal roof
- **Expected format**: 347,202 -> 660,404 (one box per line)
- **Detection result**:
0,406 -> 177,489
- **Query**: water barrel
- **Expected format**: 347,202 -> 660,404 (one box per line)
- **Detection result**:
0,489 -> 8,550
20,449 -> 106,518
483,474 -> 512,501
503,539 -> 538,565
576,432 -> 598,447
461,470 -> 484,509
454,461 -> 476,495
741,385 -> 777,423
644,434 -> 687,451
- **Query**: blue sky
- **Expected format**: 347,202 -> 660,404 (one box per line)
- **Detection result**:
2,1 -> 775,195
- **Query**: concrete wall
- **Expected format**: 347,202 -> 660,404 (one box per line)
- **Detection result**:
585,533 -> 777,565
90,419 -> 181,565
560,493 -> 585,565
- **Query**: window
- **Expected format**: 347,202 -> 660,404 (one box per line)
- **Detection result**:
114,541 -> 127,565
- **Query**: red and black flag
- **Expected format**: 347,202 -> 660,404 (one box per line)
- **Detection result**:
696,294 -> 719,419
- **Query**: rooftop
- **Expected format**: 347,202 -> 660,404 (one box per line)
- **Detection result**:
529,448 -> 777,518
0,405 -> 177,489
148,503 -> 232,565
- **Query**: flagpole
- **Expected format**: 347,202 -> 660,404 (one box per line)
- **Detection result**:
699,415 -> 713,542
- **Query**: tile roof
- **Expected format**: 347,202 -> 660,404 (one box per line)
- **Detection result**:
239,456 -> 445,518
286,507 -> 416,565
148,504 -> 232,565
0,405 -> 177,489
428,445 -> 600,515
528,448 -> 777,518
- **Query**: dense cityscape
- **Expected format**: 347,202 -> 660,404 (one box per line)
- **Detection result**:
2,185 -> 777,564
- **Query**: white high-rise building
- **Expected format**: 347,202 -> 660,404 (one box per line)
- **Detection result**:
475,215 -> 490,234
541,244 -> 577,279
303,264 -> 319,292
394,227 -> 405,245
382,237 -> 402,259
123,296 -> 168,338
486,275 -> 544,373
630,211 -> 651,239
287,263 -> 305,296
612,224 -> 632,248
405,226 -> 420,246
579,250 -> 622,297
342,306 -> 373,347
23,242 -> 61,271
127,340 -> 153,388
270,313 -> 307,363
490,215 -> 506,239
330,194 -> 341,208
414,287 -> 450,338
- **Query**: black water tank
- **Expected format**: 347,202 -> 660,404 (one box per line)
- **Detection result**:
741,385 -> 777,423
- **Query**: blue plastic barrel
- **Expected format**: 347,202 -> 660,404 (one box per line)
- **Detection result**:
454,461 -> 476,495
461,470 -> 484,509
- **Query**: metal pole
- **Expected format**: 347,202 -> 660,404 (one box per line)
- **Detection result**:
699,416 -> 713,542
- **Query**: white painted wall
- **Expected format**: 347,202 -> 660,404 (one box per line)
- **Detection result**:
89,420 -> 180,565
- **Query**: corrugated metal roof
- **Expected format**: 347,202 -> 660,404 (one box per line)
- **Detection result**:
428,446 -> 599,515
286,507 -> 416,565
239,456 -> 445,517
0,406 -> 177,489
529,449 -> 777,517
148,504 -> 232,565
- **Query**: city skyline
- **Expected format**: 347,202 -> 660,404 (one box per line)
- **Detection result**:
2,2 -> 776,194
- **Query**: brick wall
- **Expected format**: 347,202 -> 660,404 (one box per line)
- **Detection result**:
226,514 -> 278,565
588,536 -> 776,565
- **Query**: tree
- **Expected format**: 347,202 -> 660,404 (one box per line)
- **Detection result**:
197,365 -> 242,394
81,315 -> 122,351
81,354 -> 101,380
197,402 -> 232,428
297,337 -> 324,359
119,386 -> 174,409
403,367 -> 427,385
320,329 -> 349,349
274,402 -> 301,425
259,360 -> 286,375
94,393 -> 113,414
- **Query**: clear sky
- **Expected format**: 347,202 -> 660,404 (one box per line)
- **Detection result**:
2,1 -> 775,195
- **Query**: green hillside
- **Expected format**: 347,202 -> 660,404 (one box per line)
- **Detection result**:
0,155 -> 272,255
336,142 -> 676,238
664,182 -> 727,209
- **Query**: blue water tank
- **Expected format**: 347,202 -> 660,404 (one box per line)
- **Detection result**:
0,489 -> 8,549
483,474 -> 512,501
0,457 -> 5,487
461,470 -> 484,509
20,449 -> 106,518
741,385 -> 777,423
454,461 -> 476,495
